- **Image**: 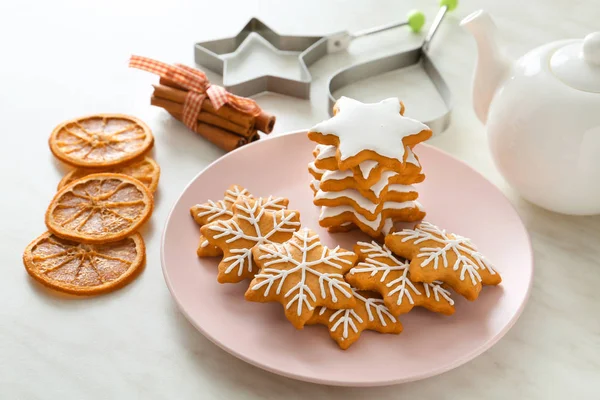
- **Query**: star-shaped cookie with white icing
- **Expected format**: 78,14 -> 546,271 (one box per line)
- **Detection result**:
201,197 -> 301,283
308,97 -> 432,170
307,289 -> 403,350
346,241 -> 455,316
190,185 -> 288,257
385,222 -> 501,301
245,228 -> 357,329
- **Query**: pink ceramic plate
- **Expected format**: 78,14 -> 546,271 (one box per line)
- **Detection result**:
161,131 -> 533,387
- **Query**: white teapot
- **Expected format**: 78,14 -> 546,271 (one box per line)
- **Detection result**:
461,10 -> 600,215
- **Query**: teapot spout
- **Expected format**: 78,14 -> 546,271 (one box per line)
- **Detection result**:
461,10 -> 512,124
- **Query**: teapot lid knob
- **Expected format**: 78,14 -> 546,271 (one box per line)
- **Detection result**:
583,32 -> 600,66
550,32 -> 600,93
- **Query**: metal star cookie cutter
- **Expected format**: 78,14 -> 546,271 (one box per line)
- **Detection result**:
194,11 -> 425,99
327,0 -> 457,135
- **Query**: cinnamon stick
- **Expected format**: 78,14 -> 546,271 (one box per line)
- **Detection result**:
157,79 -> 254,130
166,111 -> 247,152
152,89 -> 254,137
158,78 -> 276,134
195,122 -> 247,152
255,111 -> 275,134
151,96 -> 255,138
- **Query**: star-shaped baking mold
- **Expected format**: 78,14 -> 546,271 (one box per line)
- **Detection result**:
194,18 -> 323,99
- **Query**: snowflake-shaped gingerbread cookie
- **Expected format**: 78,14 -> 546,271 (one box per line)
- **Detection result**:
346,241 -> 454,316
385,222 -> 501,301
308,289 -> 403,349
245,228 -> 357,329
308,97 -> 431,170
201,197 -> 301,283
190,185 -> 250,256
190,185 -> 288,257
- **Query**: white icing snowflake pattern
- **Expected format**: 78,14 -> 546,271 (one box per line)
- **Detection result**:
192,187 -> 286,252
195,199 -> 231,224
394,222 -> 497,285
206,197 -> 300,279
250,228 -> 355,318
194,190 -> 285,224
191,186 -> 248,224
317,289 -> 398,340
351,241 -> 453,307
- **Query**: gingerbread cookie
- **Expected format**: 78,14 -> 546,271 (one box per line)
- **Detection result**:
403,146 -> 425,178
346,241 -> 454,316
313,144 -> 425,188
313,185 -> 418,220
308,97 -> 431,171
201,197 -> 301,283
318,168 -> 424,203
310,179 -> 320,195
307,161 -> 325,181
312,144 -> 339,171
190,185 -> 251,256
385,222 -> 501,301
245,228 -> 357,329
319,202 -> 425,238
326,221 -> 357,233
313,145 -> 383,185
190,185 -> 288,257
308,289 -> 403,349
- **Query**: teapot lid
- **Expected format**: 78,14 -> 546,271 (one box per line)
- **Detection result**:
550,32 -> 600,93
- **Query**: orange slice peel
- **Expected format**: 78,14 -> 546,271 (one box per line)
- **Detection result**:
23,232 -> 145,295
49,114 -> 154,168
45,173 -> 154,243
58,156 -> 160,193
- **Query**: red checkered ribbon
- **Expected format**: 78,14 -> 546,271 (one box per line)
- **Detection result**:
129,55 -> 262,130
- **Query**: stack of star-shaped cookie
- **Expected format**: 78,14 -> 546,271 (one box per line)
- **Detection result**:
307,97 -> 431,238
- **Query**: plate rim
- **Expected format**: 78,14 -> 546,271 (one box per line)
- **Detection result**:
160,130 -> 534,387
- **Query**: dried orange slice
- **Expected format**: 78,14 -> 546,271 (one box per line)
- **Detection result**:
49,114 -> 154,168
23,232 -> 145,295
58,156 -> 160,193
46,173 -> 153,243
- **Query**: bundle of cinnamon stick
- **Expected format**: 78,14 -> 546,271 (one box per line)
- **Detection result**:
150,78 -> 276,151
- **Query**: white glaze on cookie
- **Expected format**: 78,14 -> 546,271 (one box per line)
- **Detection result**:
308,161 -> 326,177
321,168 -> 400,198
358,161 -> 378,179
316,144 -> 419,171
320,201 -> 422,231
406,147 -> 419,167
314,185 -> 417,213
310,97 -> 430,162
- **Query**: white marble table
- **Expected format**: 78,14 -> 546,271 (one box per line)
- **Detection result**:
1,0 -> 599,398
